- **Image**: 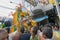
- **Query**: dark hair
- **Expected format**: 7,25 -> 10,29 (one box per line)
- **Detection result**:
32,27 -> 38,35
39,25 -> 44,32
4,21 -> 11,27
42,27 -> 53,39
20,27 -> 25,33
44,24 -> 52,30
5,27 -> 10,33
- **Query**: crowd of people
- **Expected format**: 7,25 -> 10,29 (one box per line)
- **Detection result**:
0,23 -> 60,40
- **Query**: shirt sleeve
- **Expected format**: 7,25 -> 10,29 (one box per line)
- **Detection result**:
9,34 -> 13,40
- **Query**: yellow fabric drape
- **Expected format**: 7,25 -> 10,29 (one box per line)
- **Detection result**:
49,0 -> 55,5
10,26 -> 14,33
11,11 -> 19,32
13,12 -> 18,25
31,20 -> 37,27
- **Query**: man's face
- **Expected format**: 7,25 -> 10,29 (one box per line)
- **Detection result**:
0,32 -> 8,40
13,32 -> 20,40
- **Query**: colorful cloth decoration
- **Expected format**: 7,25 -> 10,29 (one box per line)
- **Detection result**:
53,31 -> 60,40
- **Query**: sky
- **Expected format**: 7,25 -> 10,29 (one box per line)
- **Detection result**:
0,0 -> 31,17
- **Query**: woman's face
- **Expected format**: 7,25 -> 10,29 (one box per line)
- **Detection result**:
54,27 -> 58,30
42,33 -> 47,39
30,27 -> 34,36
41,27 -> 44,32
